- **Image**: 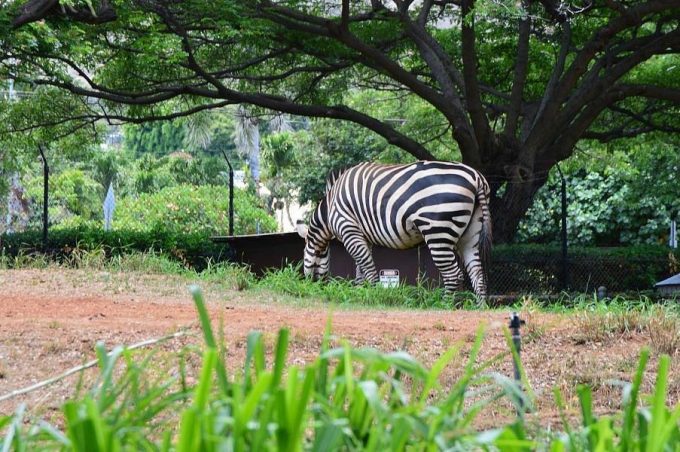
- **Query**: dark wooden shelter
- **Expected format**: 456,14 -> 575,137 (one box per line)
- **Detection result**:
212,232 -> 442,286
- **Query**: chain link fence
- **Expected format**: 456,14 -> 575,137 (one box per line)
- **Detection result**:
488,253 -> 676,295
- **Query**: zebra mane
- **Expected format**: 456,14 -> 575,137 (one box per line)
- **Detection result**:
324,166 -> 349,194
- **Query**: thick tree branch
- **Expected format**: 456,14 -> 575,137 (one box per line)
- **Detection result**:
553,27 -> 680,135
503,0 -> 531,138
524,21 -> 571,141
460,0 -> 489,163
150,5 -> 432,161
396,10 -> 481,158
616,83 -> 680,103
257,2 -> 452,115
582,125 -> 680,142
553,78 -> 680,157
12,0 -> 117,28
527,0 -> 675,149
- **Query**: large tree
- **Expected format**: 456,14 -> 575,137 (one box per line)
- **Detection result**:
1,0 -> 679,242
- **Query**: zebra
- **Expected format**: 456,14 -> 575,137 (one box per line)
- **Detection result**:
296,161 -> 493,299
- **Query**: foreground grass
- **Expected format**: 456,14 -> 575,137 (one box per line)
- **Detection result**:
1,287 -> 679,451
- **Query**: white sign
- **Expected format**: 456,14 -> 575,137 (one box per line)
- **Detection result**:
233,170 -> 246,188
671,220 -> 677,249
379,269 -> 400,288
103,183 -> 115,231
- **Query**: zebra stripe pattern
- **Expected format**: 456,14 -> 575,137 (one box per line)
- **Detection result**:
297,161 -> 492,298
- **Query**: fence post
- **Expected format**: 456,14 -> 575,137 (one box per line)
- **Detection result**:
221,150 -> 235,237
38,145 -> 49,252
556,164 -> 569,290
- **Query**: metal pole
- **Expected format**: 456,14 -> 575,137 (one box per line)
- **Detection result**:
556,164 -> 568,290
509,312 -> 526,415
221,150 -> 234,236
38,145 -> 49,251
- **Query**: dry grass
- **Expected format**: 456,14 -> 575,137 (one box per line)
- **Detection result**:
572,310 -> 648,344
569,304 -> 680,358
648,309 -> 680,356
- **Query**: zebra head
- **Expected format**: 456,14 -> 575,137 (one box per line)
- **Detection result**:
296,200 -> 332,280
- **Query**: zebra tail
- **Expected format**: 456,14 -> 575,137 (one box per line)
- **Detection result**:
477,177 -> 493,272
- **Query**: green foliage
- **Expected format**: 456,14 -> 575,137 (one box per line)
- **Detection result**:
96,152 -> 231,197
114,184 -> 276,235
0,227 -> 227,269
26,169 -> 102,224
123,121 -> 186,157
257,89 -> 466,208
2,0 -> 678,244
0,86 -> 103,199
261,121 -> 394,207
91,148 -> 130,194
131,154 -> 185,194
519,136 -> 680,246
122,110 -> 241,159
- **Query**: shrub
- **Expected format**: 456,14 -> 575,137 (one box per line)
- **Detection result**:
26,169 -> 102,226
0,227 -> 228,269
114,184 -> 277,235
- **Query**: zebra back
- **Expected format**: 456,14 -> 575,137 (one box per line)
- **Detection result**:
325,166 -> 350,194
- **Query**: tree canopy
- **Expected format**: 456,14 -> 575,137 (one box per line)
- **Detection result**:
1,0 -> 679,241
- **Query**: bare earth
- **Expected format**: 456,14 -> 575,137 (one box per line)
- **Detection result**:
0,268 -> 677,429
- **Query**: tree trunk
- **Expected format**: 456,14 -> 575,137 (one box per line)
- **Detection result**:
479,143 -> 554,244
489,181 -> 543,244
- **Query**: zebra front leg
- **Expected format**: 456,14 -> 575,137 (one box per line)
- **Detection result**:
354,265 -> 366,284
341,233 -> 378,285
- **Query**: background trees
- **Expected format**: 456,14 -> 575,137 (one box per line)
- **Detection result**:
519,134 -> 680,246
1,0 -> 678,242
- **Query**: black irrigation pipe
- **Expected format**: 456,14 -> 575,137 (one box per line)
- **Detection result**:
509,312 -> 526,416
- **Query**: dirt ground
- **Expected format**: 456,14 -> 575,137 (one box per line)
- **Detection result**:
0,268 -> 677,430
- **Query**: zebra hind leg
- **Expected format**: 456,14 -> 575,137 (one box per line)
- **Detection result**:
423,239 -> 465,293
458,209 -> 488,303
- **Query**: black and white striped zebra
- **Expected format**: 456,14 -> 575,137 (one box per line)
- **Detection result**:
296,161 -> 493,298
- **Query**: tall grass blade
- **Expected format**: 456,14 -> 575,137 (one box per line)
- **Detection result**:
553,387 -> 577,449
316,316 -> 333,397
621,348 -> 649,451
647,354 -> 670,452
1,404 -> 25,452
176,348 -> 217,452
189,285 -> 229,393
244,330 -> 264,388
577,385 -> 598,449
272,329 -> 290,389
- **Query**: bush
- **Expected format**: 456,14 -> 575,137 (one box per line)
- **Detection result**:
26,169 -> 102,226
0,227 -> 228,269
114,184 -> 277,235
